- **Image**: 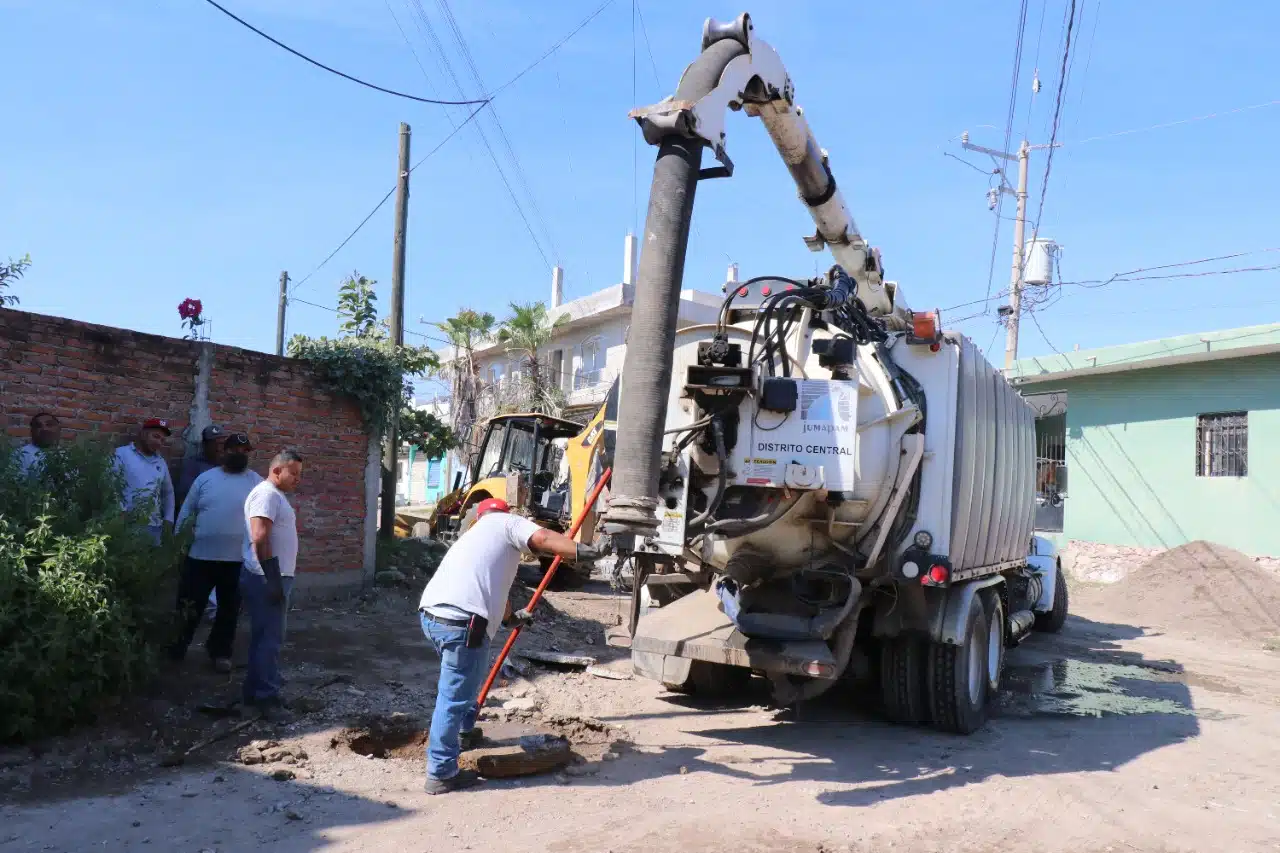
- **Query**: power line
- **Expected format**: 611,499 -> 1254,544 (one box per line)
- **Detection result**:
201,0 -> 489,106
488,0 -> 617,99
634,0 -> 663,88
982,0 -> 1032,314
1063,97 -> 1280,146
943,246 -> 1280,314
434,0 -> 561,261
1027,0 -> 1077,244
290,104 -> 486,294
404,0 -> 553,266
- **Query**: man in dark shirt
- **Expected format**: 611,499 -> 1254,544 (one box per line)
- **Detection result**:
177,425 -> 224,509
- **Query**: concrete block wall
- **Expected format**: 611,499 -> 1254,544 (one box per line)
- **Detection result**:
0,308 -> 377,594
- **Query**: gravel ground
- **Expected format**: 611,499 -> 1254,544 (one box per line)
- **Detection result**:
3,555 -> 1280,852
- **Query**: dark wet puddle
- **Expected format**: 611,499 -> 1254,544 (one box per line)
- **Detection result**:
996,658 -> 1235,720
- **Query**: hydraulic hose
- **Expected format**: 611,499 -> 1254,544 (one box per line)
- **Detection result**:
686,418 -> 729,532
604,36 -> 749,538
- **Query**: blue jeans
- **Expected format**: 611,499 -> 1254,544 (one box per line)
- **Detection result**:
421,613 -> 490,780
240,568 -> 294,704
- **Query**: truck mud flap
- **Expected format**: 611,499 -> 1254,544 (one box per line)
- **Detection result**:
630,588 -> 837,679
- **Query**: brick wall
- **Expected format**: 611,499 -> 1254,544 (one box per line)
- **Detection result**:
0,308 -> 375,588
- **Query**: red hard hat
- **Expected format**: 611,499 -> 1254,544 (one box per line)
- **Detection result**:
475,498 -> 510,518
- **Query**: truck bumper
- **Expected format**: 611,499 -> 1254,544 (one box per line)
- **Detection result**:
630,587 -> 839,681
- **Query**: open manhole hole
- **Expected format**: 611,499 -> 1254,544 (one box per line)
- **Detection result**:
330,713 -> 427,759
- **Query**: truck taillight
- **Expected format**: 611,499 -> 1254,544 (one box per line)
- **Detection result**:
921,564 -> 949,586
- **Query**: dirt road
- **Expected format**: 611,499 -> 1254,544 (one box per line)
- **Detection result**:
3,566 -> 1279,853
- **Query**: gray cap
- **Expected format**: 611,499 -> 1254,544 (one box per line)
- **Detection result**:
201,425 -> 224,441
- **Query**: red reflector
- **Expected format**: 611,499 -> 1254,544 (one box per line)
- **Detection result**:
786,284 -> 796,290
761,285 -> 772,296
803,661 -> 836,679
929,342 -> 941,353
928,564 -> 949,584
738,287 -> 748,297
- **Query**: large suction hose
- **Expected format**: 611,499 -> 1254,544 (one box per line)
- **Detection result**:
603,36 -> 748,538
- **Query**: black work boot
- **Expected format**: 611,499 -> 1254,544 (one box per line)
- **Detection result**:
424,770 -> 481,795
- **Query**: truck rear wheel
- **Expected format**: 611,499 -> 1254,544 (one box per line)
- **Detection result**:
879,636 -> 930,724
928,594 -> 991,735
1034,565 -> 1069,634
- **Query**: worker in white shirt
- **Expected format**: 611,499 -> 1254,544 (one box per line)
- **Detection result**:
241,448 -> 304,718
170,433 -> 262,673
113,418 -> 176,545
417,497 -> 606,794
16,412 -> 61,476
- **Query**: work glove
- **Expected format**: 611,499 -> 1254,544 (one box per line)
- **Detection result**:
504,608 -> 534,630
261,557 -> 285,605
574,541 -> 609,564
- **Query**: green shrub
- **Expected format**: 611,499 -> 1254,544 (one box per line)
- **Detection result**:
0,440 -> 188,741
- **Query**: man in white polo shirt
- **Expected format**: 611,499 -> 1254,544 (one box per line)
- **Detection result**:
417,497 -> 606,794
113,418 -> 176,544
241,448 -> 303,717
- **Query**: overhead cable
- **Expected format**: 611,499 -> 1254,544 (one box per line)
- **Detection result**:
201,0 -> 489,106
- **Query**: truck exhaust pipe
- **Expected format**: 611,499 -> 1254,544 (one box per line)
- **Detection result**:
603,30 -> 749,539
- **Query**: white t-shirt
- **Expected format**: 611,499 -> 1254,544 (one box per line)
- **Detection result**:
177,467 -> 263,562
419,512 -> 543,638
113,444 -> 175,526
242,480 -> 299,577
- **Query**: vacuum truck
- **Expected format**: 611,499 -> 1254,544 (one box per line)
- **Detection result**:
601,13 -> 1068,734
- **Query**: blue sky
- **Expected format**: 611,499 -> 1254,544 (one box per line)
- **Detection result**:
5,0 -> 1279,366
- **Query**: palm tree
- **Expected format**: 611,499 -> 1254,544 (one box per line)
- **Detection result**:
497,301 -> 568,412
434,308 -> 496,454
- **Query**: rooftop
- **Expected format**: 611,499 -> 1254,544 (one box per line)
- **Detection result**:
1008,322 -> 1280,386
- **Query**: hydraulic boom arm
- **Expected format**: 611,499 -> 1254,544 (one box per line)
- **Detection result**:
629,13 -> 908,322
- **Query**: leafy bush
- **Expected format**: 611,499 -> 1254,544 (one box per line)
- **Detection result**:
0,441 -> 188,741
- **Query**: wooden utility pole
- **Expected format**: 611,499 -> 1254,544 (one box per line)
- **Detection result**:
275,271 -> 289,356
380,123 -> 411,538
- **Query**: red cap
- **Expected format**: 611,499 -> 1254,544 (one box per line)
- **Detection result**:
475,497 -> 510,518
142,418 -> 172,435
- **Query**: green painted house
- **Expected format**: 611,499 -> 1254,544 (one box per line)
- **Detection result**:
1008,322 -> 1280,557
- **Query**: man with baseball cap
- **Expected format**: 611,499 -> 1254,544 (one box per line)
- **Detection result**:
114,418 -> 176,544
177,424 -> 225,510
171,433 -> 261,672
417,497 -> 607,794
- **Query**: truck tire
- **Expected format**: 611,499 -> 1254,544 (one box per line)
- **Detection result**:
928,594 -> 991,735
982,592 -> 1006,694
879,636 -> 931,724
1034,565 -> 1069,634
664,661 -> 751,698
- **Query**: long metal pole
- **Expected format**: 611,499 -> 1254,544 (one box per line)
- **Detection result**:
380,122 -> 411,538
1005,140 -> 1030,371
275,271 -> 288,356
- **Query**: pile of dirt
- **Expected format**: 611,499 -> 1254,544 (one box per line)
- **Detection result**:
1100,540 -> 1280,642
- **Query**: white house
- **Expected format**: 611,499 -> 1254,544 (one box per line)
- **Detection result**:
454,233 -> 726,420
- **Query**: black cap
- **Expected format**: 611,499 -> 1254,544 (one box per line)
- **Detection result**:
224,433 -> 253,450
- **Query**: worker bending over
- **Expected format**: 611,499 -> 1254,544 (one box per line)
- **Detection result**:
417,498 -> 604,794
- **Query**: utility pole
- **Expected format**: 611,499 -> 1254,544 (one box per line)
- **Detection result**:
380,123 -> 411,538
275,271 -> 289,356
1006,141 -> 1030,371
960,134 -> 1056,370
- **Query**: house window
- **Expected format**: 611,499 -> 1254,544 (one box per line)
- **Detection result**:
1196,411 -> 1248,477
576,336 -> 602,390
551,349 -> 565,391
